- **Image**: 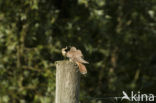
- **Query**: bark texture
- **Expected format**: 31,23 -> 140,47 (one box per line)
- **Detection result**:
55,60 -> 80,103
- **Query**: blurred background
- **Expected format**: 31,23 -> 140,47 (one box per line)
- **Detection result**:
0,0 -> 156,103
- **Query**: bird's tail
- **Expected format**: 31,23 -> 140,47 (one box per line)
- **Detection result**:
76,62 -> 87,74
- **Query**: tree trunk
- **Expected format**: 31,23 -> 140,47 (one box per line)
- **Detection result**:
55,60 -> 80,103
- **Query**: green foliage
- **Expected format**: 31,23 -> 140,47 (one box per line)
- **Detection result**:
0,0 -> 156,103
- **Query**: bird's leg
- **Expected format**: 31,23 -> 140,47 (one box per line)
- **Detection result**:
69,59 -> 76,65
75,63 -> 79,72
63,56 -> 67,60
76,69 -> 79,73
73,62 -> 78,67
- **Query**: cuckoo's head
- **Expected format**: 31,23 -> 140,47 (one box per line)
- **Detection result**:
61,46 -> 70,56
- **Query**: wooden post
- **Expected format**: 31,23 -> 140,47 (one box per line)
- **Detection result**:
55,60 -> 80,103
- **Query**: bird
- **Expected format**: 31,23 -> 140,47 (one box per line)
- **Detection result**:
62,46 -> 89,74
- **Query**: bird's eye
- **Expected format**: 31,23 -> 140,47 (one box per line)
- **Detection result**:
65,49 -> 68,52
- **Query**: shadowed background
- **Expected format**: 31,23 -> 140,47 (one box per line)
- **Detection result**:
0,0 -> 156,103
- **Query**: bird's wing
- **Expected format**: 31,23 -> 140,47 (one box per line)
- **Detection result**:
76,50 -> 83,57
67,47 -> 88,64
70,47 -> 83,56
73,56 -> 89,64
67,50 -> 83,57
70,47 -> 77,51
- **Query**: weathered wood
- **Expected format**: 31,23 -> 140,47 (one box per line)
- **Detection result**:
55,60 -> 80,103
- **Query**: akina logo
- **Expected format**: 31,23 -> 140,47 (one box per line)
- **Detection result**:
121,91 -> 155,102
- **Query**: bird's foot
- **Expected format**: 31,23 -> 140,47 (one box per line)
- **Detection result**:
76,69 -> 79,73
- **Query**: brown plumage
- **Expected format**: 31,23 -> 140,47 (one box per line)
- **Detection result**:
75,62 -> 87,74
62,46 -> 88,74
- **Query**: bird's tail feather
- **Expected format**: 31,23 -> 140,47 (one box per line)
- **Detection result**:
76,62 -> 87,74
